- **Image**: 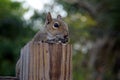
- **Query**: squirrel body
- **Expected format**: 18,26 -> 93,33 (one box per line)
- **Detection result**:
32,12 -> 69,43
16,12 -> 69,78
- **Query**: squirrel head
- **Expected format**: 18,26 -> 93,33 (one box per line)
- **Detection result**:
44,12 -> 69,43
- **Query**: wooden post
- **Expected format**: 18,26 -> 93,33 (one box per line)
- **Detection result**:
19,42 -> 72,80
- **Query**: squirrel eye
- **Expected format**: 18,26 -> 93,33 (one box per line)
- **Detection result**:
53,22 -> 59,29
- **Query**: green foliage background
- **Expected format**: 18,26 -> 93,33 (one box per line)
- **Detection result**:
0,0 -> 35,76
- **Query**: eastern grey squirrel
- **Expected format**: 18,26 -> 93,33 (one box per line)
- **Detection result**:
32,12 -> 69,43
16,12 -> 69,78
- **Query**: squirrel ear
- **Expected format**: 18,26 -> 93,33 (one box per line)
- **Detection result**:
46,12 -> 52,24
57,14 -> 62,20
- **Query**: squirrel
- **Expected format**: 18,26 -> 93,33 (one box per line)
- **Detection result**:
32,12 -> 69,43
16,12 -> 69,78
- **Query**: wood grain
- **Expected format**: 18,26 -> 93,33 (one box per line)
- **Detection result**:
19,42 -> 72,80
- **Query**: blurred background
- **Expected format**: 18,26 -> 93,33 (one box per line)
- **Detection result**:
0,0 -> 120,80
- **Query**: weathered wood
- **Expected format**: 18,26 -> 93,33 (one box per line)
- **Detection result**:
19,42 -> 72,80
0,77 -> 18,80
